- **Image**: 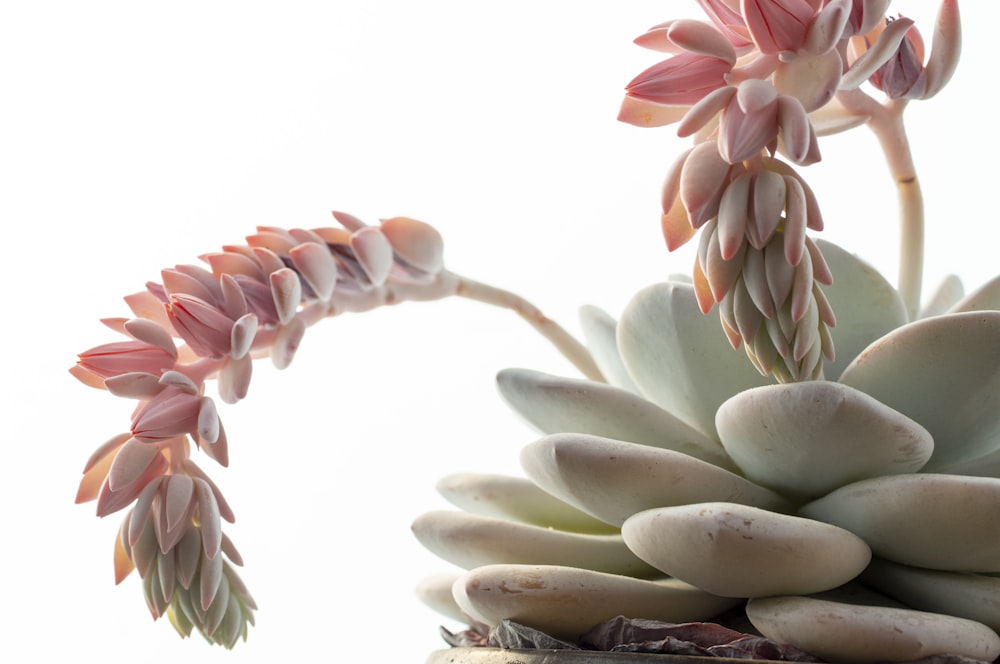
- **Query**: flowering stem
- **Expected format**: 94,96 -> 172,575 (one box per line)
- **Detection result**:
454,276 -> 606,382
837,91 -> 923,320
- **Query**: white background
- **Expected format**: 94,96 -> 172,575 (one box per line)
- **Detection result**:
2,1 -> 996,661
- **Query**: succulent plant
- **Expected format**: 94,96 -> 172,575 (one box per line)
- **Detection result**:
72,0 -> 1000,661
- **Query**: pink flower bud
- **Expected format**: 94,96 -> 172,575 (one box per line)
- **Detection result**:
131,386 -> 204,443
167,294 -> 236,358
625,52 -> 732,106
76,340 -> 177,379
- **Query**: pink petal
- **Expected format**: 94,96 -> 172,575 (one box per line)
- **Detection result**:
773,50 -> 842,112
198,420 -> 230,468
742,0 -> 815,54
114,519 -> 136,584
124,290 -> 172,329
229,313 -> 258,361
161,267 -> 217,302
617,95 -> 689,128
680,141 -> 733,227
219,274 -> 249,321
783,175 -> 807,266
109,438 -> 162,492
288,227 -> 327,246
105,371 -> 165,399
717,172 -> 752,259
123,319 -> 178,357
205,250 -> 265,281
196,479 -> 222,560
182,460 -> 235,522
350,227 -> 394,286
922,0 -> 961,99
271,316 -> 306,370
164,474 -> 195,533
840,16 -> 915,90
158,370 -> 199,393
379,217 -> 444,274
666,19 -> 737,64
77,434 -> 130,503
129,477 -> 162,547
251,247 -> 286,276
677,85 -> 735,137
331,209 -> 368,230
269,268 -> 302,326
197,397 -> 220,444
175,527 -> 202,589
750,170 -> 786,248
804,0 -> 851,55
626,52 -> 731,106
218,355 -> 252,405
200,549 -> 224,611
290,241 -> 338,301
245,229 -> 297,253
777,96 -> 821,166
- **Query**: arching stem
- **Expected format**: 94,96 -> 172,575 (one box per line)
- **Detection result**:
455,276 -> 606,382
837,91 -> 924,320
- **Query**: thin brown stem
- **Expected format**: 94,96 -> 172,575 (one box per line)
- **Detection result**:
454,276 -> 606,382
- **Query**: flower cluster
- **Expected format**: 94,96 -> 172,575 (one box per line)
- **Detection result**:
619,0 -> 960,380
73,213 -> 460,646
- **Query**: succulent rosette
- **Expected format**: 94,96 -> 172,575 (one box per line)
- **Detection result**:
410,1 -> 1000,662
413,252 -> 1000,662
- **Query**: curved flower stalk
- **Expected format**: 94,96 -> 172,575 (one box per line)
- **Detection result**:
621,0 -> 962,377
413,252 -> 1000,662
73,213 -> 602,647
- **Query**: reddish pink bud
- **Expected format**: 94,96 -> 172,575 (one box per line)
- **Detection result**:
696,0 -> 755,53
77,341 -> 177,380
167,294 -> 235,358
869,20 -> 927,98
625,52 -> 732,106
131,386 -> 203,443
742,0 -> 816,54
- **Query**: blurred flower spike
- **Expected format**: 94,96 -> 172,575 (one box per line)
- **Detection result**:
72,213 -> 472,646
620,0 -> 961,381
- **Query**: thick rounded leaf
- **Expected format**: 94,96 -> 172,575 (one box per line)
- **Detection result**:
862,558 -> 1000,632
578,305 -> 639,393
521,434 -> 792,527
496,367 -> 733,469
716,381 -> 932,499
453,564 -> 741,641
747,595 -> 1000,664
816,239 -> 907,379
622,503 -> 870,598
800,474 -> 1000,571
435,472 -> 617,534
616,281 -> 772,437
949,274 -> 1000,314
414,573 -> 470,624
411,511 -> 657,578
839,311 -> 1000,471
